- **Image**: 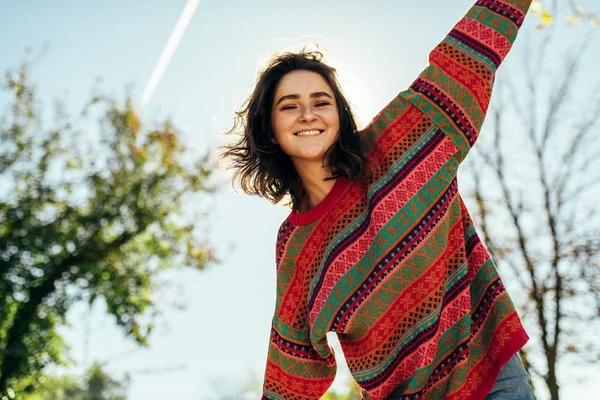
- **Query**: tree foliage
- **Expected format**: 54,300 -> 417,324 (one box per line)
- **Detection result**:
19,364 -> 129,400
18,363 -> 129,400
322,377 -> 362,400
531,0 -> 598,29
0,59 -> 219,397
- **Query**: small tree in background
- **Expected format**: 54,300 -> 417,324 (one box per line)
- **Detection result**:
323,377 -> 362,400
0,57 -> 219,397
19,363 -> 129,400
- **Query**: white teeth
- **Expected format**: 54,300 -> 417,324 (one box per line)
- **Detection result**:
296,130 -> 322,136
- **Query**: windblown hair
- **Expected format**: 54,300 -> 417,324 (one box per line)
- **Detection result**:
216,48 -> 374,210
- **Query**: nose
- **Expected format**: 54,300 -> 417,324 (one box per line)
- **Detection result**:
299,105 -> 317,122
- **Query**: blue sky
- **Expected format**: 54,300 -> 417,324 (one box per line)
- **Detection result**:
2,1 -> 599,399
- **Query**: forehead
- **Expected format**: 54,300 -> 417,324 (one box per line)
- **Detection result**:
274,70 -> 334,97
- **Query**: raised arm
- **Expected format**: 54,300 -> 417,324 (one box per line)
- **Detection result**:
362,0 -> 533,163
261,315 -> 337,400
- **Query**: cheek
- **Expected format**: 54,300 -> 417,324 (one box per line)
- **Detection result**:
271,113 -> 284,137
273,113 -> 295,135
328,109 -> 341,130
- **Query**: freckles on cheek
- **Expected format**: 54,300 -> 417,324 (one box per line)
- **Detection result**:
272,113 -> 288,134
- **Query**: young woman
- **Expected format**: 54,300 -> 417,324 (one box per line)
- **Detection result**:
218,1 -> 536,398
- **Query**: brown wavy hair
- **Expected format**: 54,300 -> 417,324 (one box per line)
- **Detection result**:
216,48 -> 374,210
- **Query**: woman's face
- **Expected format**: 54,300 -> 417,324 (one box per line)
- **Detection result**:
270,70 -> 340,167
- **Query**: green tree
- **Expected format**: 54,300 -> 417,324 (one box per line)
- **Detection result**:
0,58 -> 219,397
18,363 -> 129,400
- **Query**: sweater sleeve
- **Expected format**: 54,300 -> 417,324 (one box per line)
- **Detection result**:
261,315 -> 337,400
362,0 -> 533,163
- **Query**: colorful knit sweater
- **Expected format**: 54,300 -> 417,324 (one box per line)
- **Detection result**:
261,1 -> 533,399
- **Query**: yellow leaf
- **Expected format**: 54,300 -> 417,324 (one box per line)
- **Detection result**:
540,10 -> 554,26
592,16 -> 599,27
568,13 -> 583,26
531,1 -> 542,13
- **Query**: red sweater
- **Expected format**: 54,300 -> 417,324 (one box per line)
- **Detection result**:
262,1 -> 533,398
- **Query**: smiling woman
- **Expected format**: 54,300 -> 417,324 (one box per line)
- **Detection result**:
216,49 -> 375,213
216,1 -> 537,397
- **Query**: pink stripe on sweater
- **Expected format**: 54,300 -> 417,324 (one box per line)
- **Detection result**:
363,290 -> 471,399
341,218 -> 464,357
310,137 -> 458,326
455,17 -> 512,61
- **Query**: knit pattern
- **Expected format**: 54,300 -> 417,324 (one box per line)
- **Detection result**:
262,1 -> 532,399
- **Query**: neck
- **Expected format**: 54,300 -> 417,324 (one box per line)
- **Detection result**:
293,160 -> 337,212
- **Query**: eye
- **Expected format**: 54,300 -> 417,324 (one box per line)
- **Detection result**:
315,101 -> 331,107
281,104 -> 297,110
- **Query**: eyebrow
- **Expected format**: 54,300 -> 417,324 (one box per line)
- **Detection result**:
275,91 -> 333,105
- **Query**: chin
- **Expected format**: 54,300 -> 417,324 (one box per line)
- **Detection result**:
291,153 -> 326,164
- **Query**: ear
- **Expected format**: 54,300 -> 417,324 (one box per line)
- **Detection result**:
271,137 -> 278,144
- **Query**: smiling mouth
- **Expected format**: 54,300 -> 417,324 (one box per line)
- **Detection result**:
294,129 -> 324,136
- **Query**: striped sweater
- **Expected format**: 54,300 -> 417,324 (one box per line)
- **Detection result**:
262,1 -> 533,398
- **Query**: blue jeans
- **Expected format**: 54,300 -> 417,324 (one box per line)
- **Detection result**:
485,353 -> 536,399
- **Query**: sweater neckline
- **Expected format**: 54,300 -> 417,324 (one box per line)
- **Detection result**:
288,176 -> 348,226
